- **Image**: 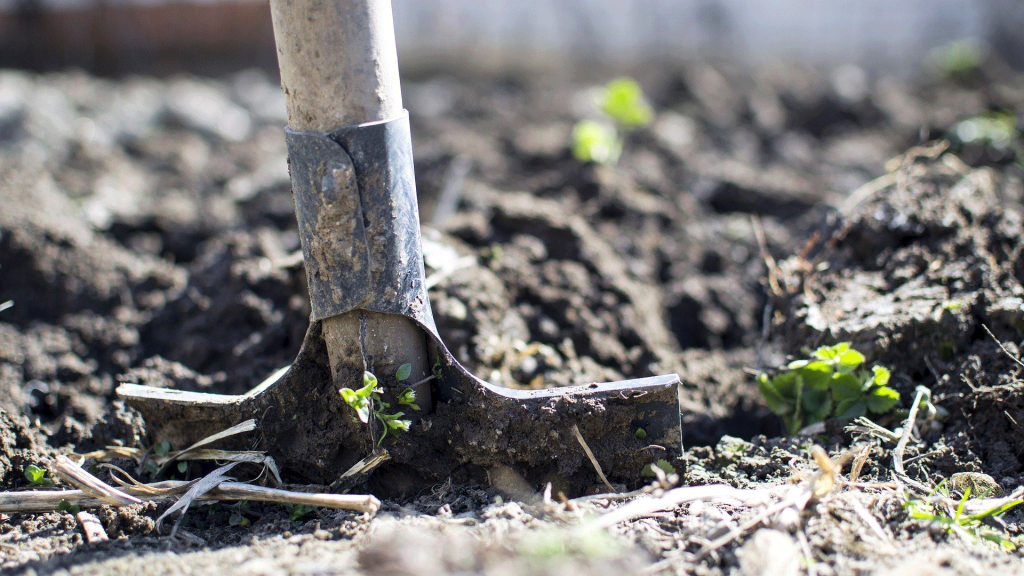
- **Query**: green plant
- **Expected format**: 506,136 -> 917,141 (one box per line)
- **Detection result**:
906,485 -> 1023,551
285,503 -> 313,521
339,371 -> 418,444
758,343 -> 899,435
641,459 -> 677,478
928,40 -> 984,78
600,78 -> 654,128
572,77 -> 653,165
24,464 -> 54,487
432,356 -> 444,380
229,501 -> 251,527
953,110 -> 1018,150
58,499 -> 81,514
395,362 -> 412,382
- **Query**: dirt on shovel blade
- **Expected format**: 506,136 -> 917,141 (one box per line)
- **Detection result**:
3,60 -> 1024,575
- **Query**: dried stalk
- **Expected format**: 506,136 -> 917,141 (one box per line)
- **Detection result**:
0,481 -> 380,515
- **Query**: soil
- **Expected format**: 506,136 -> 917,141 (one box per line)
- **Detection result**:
3,57 -> 1024,574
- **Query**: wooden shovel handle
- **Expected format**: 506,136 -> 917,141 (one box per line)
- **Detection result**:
269,0 -> 429,390
270,0 -> 403,131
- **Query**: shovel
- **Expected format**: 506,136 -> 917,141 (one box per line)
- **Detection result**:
117,0 -> 682,493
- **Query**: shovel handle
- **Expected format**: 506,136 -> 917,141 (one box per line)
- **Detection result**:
270,0 -> 403,130
270,0 -> 429,390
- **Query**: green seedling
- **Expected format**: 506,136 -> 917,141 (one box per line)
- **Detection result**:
285,503 -> 314,521
928,40 -> 984,79
154,440 -> 171,458
953,110 -> 1018,150
24,464 -> 54,487
229,501 -> 251,527
58,499 -> 81,514
600,77 -> 654,128
572,120 -> 621,165
758,343 -> 899,435
641,459 -> 677,478
905,485 -> 1023,551
228,510 -> 250,527
339,371 -> 418,444
572,77 -> 653,165
395,362 -> 412,382
432,356 -> 444,380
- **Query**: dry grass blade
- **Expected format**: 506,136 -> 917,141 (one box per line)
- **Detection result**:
695,488 -> 813,561
157,462 -> 239,538
174,450 -> 283,486
982,324 -> 1024,371
181,419 -> 258,450
893,387 -> 931,495
571,424 -> 615,493
583,484 -> 771,532
53,455 -> 142,506
0,481 -> 380,514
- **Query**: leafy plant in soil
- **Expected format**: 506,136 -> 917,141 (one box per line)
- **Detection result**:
758,343 -> 899,435
905,485 -> 1024,551
339,370 -> 419,444
572,77 -> 653,165
24,464 -> 54,487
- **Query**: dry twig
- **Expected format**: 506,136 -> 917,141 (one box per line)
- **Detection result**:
0,480 -> 380,515
53,455 -> 142,507
571,424 -> 615,493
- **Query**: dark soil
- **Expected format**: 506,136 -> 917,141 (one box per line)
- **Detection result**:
2,58 -> 1024,574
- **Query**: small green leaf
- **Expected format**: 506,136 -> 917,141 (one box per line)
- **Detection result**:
758,378 -> 792,416
866,386 -> 900,414
835,399 -> 867,420
812,343 -> 849,362
154,440 -> 171,458
177,461 -> 189,474
772,371 -> 800,398
362,371 -> 378,391
395,363 -> 412,382
229,511 -> 249,527
798,362 -> 833,390
786,359 -> 810,370
572,120 -> 621,165
397,387 -> 418,409
340,388 -> 371,423
58,499 -> 81,514
836,349 -> 866,373
831,373 -> 863,402
801,388 -> 832,424
871,365 -> 891,387
600,78 -> 653,128
25,464 -> 46,485
635,427 -> 647,439
287,504 -> 312,521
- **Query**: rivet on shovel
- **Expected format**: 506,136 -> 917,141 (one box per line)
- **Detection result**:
117,0 -> 683,492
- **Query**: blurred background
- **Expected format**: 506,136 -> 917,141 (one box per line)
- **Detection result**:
1,0 -> 1023,77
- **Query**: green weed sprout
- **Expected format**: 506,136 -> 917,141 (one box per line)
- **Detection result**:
572,120 -> 621,165
600,78 -> 654,128
24,464 -> 54,487
572,77 -> 653,165
286,503 -> 314,521
758,343 -> 899,435
339,371 -> 419,444
928,40 -> 984,78
906,485 -> 1023,551
953,110 -> 1018,150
